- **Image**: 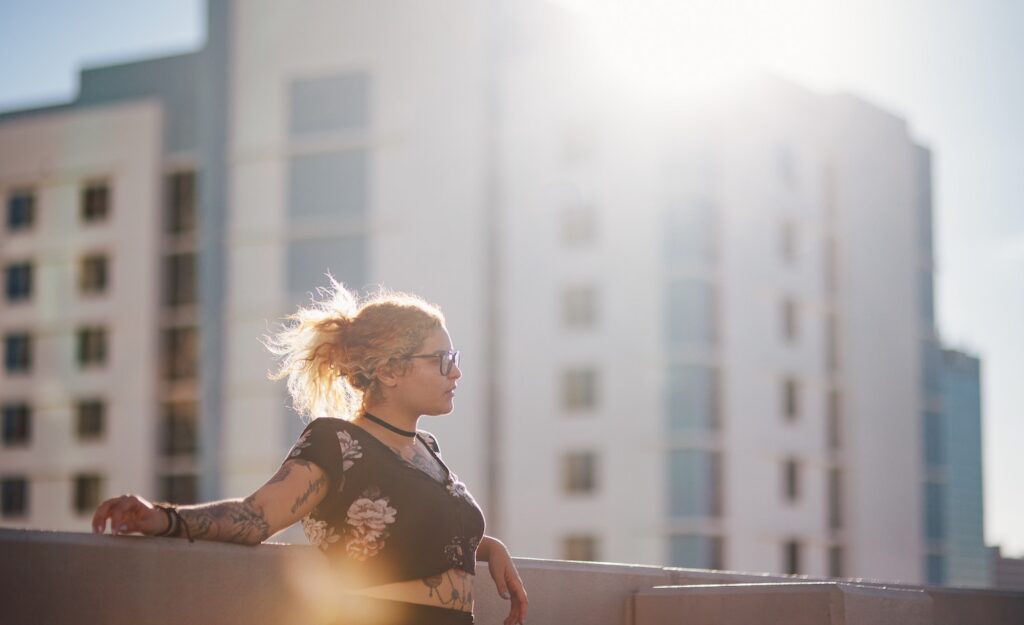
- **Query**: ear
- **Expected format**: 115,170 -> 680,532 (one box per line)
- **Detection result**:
374,360 -> 405,388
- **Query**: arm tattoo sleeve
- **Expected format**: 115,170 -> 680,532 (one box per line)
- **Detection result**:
177,495 -> 272,546
290,475 -> 328,514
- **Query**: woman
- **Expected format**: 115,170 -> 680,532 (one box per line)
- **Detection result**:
92,282 -> 528,625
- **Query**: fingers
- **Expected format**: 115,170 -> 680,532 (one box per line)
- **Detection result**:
92,495 -> 146,535
509,573 -> 528,622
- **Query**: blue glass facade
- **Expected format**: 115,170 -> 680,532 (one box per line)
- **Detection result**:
940,350 -> 991,587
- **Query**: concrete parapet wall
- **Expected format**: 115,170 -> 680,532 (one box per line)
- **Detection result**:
630,583 -> 932,625
1,529 -> 1022,625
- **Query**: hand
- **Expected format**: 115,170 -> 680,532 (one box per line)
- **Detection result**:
92,494 -> 169,536
486,540 -> 529,625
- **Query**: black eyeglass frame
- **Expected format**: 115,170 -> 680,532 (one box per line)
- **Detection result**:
406,350 -> 460,376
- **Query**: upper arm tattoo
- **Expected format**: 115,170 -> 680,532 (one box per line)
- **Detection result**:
290,475 -> 328,514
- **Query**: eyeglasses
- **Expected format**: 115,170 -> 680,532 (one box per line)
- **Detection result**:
407,350 -> 460,376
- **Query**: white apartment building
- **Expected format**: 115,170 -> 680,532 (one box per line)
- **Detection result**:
1,0 -> 983,585
0,101 -> 167,530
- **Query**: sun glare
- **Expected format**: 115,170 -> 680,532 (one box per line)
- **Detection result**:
549,0 -> 851,100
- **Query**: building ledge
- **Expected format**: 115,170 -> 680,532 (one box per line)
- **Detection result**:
2,528 -> 1022,624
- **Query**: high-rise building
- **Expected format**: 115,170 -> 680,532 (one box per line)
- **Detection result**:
0,0 -> 988,585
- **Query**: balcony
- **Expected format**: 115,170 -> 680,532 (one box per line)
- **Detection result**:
2,528 -> 1022,624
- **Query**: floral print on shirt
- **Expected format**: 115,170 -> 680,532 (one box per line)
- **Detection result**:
336,429 -> 363,491
302,516 -> 341,551
288,428 -> 313,458
345,487 -> 398,561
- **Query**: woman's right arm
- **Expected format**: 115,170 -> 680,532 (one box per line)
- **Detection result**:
91,458 -> 329,546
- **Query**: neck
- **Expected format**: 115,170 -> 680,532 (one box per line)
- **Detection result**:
357,404 -> 420,443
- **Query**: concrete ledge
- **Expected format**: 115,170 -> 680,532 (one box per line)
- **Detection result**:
630,582 -> 932,625
2,529 -> 1023,625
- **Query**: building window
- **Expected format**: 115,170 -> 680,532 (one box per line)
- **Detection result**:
4,332 -> 32,374
664,198 -> 715,266
562,451 -> 598,495
562,534 -> 599,562
666,279 -> 715,347
828,545 -> 844,578
826,389 -> 841,450
562,368 -> 598,412
562,202 -> 597,246
924,411 -> 944,468
781,220 -> 797,264
783,377 -> 799,420
76,327 -> 107,367
163,327 -> 198,381
925,554 -> 945,585
828,468 -> 843,530
824,236 -> 838,295
79,254 -> 109,295
76,400 -> 105,440
166,170 -> 197,235
289,72 -> 369,136
668,450 -> 722,518
666,365 -> 718,431
783,458 -> 800,502
4,261 -> 33,302
925,482 -> 944,541
782,297 -> 798,343
161,401 -> 198,457
73,473 -> 103,515
288,236 -> 368,299
1,476 -> 28,517
164,253 -> 196,307
81,181 -> 111,223
562,286 -> 597,328
288,150 -> 368,217
668,534 -> 723,570
825,313 -> 840,372
159,474 -> 198,505
6,189 -> 35,231
783,540 -> 802,575
777,145 -> 797,188
2,403 -> 31,446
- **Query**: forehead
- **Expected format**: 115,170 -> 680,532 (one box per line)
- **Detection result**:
418,326 -> 452,352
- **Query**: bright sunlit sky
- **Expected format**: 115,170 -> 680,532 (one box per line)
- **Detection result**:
1,0 -> 1021,556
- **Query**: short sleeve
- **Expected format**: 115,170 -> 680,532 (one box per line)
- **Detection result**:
285,418 -> 360,490
418,430 -> 441,455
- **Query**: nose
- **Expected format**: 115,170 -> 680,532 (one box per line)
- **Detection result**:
448,361 -> 462,380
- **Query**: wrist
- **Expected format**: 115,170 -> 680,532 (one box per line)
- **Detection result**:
479,535 -> 508,562
154,504 -> 177,537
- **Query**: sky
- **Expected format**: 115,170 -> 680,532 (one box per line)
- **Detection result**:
0,0 -> 1020,557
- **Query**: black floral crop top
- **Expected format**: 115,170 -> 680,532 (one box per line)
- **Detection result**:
285,417 -> 485,588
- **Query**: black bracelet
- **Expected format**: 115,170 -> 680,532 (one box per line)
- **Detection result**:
154,505 -> 177,537
155,504 -> 193,543
173,507 -> 194,543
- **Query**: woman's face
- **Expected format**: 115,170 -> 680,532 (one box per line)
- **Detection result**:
392,326 -> 461,416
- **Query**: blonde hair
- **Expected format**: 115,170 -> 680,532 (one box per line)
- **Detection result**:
265,279 -> 446,420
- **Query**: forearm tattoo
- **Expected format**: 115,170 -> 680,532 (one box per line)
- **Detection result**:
422,569 -> 474,611
177,495 -> 272,546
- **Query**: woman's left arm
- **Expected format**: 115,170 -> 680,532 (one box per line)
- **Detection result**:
478,535 -> 529,625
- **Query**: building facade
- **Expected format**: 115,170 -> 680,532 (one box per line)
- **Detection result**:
0,0 -> 988,585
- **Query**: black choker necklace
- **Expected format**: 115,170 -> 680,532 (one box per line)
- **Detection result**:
362,412 -> 417,438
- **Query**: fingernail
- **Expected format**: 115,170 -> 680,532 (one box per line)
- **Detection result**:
500,591 -> 510,599
117,524 -> 128,532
